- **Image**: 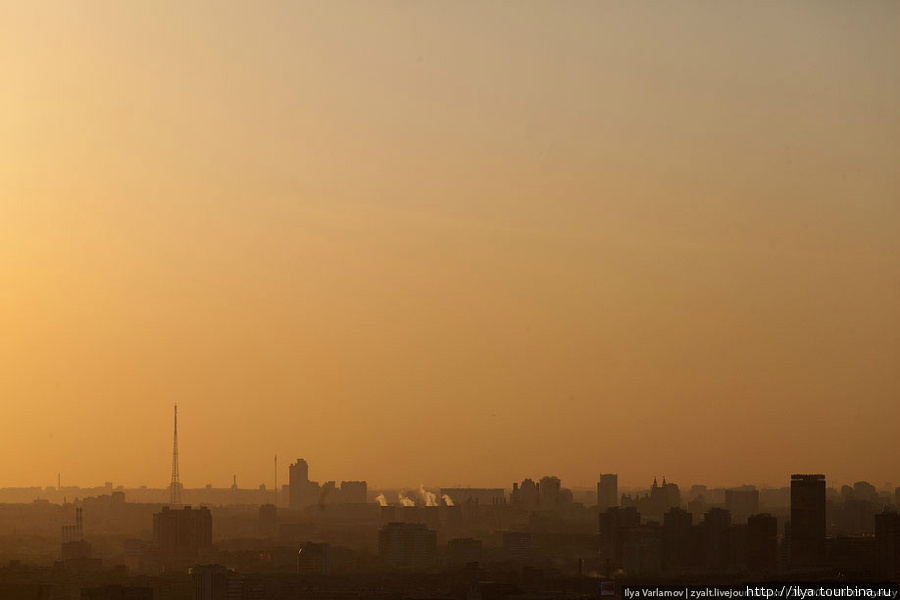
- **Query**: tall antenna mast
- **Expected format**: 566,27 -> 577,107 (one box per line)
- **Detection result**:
170,404 -> 181,505
274,454 -> 278,506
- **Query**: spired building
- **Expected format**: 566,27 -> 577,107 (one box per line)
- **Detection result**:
790,474 -> 826,566
620,477 -> 681,521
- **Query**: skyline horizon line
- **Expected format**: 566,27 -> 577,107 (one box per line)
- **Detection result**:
2,473 -> 896,495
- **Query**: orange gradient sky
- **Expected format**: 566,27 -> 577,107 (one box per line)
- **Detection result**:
1,2 -> 898,491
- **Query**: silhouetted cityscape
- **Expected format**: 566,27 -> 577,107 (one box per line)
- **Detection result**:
3,0 -> 899,597
0,409 -> 897,598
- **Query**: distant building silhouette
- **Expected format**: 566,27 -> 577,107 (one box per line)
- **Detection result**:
790,474 -> 826,566
503,532 -> 533,564
288,459 -> 312,508
190,564 -> 242,600
510,476 -> 573,510
699,507 -> 732,570
747,513 -> 778,572
623,522 -> 661,576
288,459 -> 367,507
440,488 -> 505,506
662,507 -> 694,571
153,505 -> 212,562
599,506 -> 641,569
621,477 -> 681,521
875,510 -> 900,580
340,481 -> 367,504
298,542 -> 329,575
379,522 -> 436,569
597,474 -> 618,511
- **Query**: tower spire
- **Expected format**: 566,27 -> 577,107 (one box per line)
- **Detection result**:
170,404 -> 181,505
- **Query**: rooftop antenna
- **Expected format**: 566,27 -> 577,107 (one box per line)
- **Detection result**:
170,404 -> 181,505
274,454 -> 278,506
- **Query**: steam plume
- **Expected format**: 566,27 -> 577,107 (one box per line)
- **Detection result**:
417,485 -> 438,507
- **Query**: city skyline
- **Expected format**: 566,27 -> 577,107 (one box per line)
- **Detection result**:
2,1 -> 899,490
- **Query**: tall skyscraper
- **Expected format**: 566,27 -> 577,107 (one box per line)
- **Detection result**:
153,505 -> 212,562
599,506 -> 640,568
790,474 -> 826,566
598,474 -> 618,511
662,507 -> 694,571
747,513 -> 778,572
289,458 -> 313,508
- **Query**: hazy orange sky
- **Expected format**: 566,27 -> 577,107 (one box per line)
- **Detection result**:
1,2 -> 898,491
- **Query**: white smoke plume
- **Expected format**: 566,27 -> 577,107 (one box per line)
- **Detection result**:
442,494 -> 454,507
375,493 -> 388,507
417,485 -> 438,507
398,492 -> 415,507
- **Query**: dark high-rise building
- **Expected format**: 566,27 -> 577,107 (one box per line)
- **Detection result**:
442,488 -> 506,506
598,474 -> 618,511
153,505 -> 212,561
289,458 -> 308,507
190,564 -> 242,600
662,507 -> 694,571
874,510 -> 900,581
648,477 -> 681,520
339,481 -> 368,504
503,532 -> 533,564
623,522 -> 662,576
298,542 -> 329,575
747,513 -> 778,572
699,508 -> 732,570
289,458 -> 317,508
378,522 -> 437,569
790,474 -> 826,566
539,476 -> 563,507
600,506 -> 641,568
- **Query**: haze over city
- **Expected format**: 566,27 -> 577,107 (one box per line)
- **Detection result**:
1,1 -> 898,492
